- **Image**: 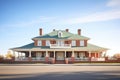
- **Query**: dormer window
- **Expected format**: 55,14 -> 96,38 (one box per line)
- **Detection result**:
58,31 -> 62,38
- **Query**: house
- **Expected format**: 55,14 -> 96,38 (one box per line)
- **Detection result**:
11,28 -> 108,64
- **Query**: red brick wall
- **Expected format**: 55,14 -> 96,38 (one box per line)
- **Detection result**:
76,40 -> 80,46
50,40 -> 53,44
91,53 -> 95,57
50,40 -> 56,44
96,53 -> 98,58
84,40 -> 87,46
68,40 -> 71,44
42,40 -> 46,46
65,40 -> 69,44
90,53 -> 100,58
34,40 -> 38,46
85,52 -> 89,57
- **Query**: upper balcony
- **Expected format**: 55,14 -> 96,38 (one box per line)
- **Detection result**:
50,44 -> 71,48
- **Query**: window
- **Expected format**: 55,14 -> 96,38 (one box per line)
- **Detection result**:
38,40 -> 42,46
41,52 -> 45,57
58,31 -> 62,37
46,40 -> 50,46
80,40 -> 84,46
72,40 -> 76,46
57,40 -> 64,46
77,53 -> 80,58
66,52 -> 71,58
50,52 -> 54,57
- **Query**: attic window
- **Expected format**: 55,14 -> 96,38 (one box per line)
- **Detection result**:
58,31 -> 62,37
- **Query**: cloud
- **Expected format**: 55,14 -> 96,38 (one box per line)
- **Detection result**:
107,0 -> 120,7
5,10 -> 120,27
3,16 -> 56,27
57,10 -> 120,24
53,0 -> 120,25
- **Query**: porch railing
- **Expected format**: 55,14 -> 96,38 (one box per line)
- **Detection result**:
75,57 -> 89,61
91,58 -> 105,61
15,57 -> 45,61
15,57 -> 29,61
32,57 -> 45,61
50,44 -> 71,48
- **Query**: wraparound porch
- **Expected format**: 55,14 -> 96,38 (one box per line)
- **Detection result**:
13,50 -> 104,64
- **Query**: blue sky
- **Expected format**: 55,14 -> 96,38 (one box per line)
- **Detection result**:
0,0 -> 120,56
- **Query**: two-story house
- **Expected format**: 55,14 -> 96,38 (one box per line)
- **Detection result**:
11,28 -> 108,63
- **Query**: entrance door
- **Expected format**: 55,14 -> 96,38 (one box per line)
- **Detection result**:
56,52 -> 64,60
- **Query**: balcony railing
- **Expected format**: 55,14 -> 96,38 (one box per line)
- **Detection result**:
50,44 -> 71,48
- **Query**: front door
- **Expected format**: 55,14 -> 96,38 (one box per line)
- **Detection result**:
56,52 -> 64,60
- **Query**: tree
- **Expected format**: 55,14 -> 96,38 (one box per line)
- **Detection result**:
113,53 -> 120,58
6,51 -> 14,59
0,55 -> 4,59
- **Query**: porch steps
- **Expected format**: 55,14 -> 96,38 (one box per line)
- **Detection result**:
55,60 -> 65,64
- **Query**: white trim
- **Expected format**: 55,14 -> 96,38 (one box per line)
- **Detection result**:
71,40 -> 76,46
46,40 -> 50,46
29,51 -> 31,57
72,51 -> 75,57
80,40 -> 84,46
38,40 -> 42,46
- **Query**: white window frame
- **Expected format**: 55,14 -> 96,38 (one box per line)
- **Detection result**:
57,40 -> 64,46
38,40 -> 42,46
80,40 -> 84,46
46,40 -> 50,46
58,31 -> 62,37
72,40 -> 76,46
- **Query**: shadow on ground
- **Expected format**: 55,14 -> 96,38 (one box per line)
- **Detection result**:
0,71 -> 120,80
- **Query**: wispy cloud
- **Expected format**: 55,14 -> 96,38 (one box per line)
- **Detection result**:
59,10 -> 120,24
54,0 -> 120,25
2,16 -> 56,27
107,0 -> 120,7
3,0 -> 120,27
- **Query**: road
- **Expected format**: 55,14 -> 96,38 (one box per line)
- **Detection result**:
0,64 -> 120,80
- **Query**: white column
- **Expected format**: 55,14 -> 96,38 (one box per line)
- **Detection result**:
29,51 -> 31,57
21,52 -> 22,60
46,51 -> 48,57
65,51 -> 66,58
89,51 -> 91,57
95,52 -> 96,58
72,51 -> 75,57
13,51 -> 16,61
13,51 -> 15,57
104,51 -> 107,57
18,52 -> 20,59
54,51 -> 55,58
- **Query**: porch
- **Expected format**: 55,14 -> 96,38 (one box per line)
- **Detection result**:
13,51 -> 105,64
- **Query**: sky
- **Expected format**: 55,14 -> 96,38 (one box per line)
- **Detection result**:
0,0 -> 120,56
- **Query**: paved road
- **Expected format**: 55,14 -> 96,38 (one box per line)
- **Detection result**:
0,65 -> 120,80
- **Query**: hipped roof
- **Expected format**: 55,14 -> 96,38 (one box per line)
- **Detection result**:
32,30 -> 90,40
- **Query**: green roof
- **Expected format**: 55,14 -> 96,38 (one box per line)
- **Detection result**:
11,42 -> 108,52
11,43 -> 49,49
32,30 -> 90,40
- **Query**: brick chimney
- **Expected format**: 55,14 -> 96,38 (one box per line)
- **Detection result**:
78,29 -> 81,35
66,29 -> 69,32
39,28 -> 42,36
